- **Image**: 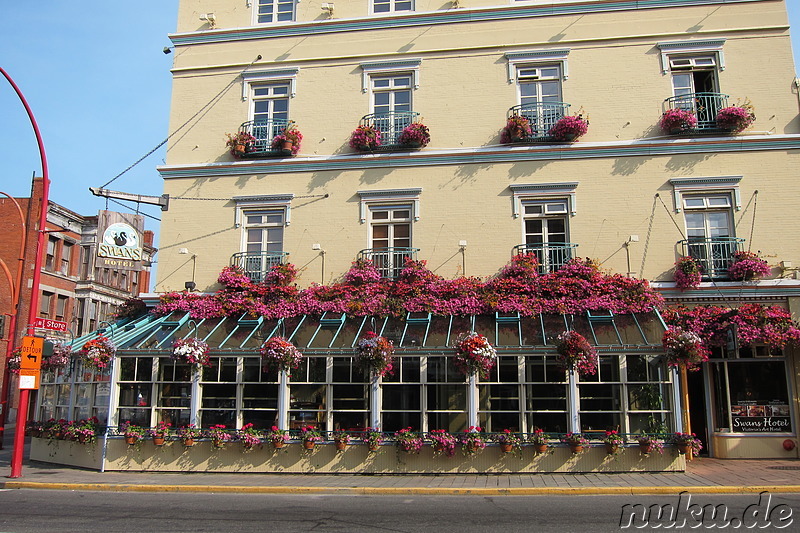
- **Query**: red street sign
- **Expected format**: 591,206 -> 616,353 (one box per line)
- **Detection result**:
33,317 -> 68,332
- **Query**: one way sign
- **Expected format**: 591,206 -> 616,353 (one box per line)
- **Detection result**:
19,336 -> 43,389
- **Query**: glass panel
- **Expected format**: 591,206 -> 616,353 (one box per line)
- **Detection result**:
635,312 -> 666,345
521,316 -> 544,346
382,384 -> 421,410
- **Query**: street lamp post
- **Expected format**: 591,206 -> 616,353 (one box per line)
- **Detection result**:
1,67 -> 50,478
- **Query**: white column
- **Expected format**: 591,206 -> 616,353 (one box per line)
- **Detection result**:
568,369 -> 580,433
370,373 -> 381,429
467,374 -> 478,429
277,369 -> 289,430
189,366 -> 201,427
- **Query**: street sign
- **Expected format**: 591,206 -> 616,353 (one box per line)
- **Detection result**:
18,336 -> 43,390
33,317 -> 68,332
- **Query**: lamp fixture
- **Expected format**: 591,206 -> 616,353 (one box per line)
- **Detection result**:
199,13 -> 217,28
163,46 -> 173,55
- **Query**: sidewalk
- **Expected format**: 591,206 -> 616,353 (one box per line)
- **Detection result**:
1,427 -> 799,495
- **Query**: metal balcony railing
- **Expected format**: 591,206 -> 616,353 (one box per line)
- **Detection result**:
237,119 -> 291,158
507,102 -> 570,141
663,92 -> 729,132
230,251 -> 290,283
357,247 -> 420,279
359,111 -> 420,149
678,237 -> 745,279
512,243 -> 578,274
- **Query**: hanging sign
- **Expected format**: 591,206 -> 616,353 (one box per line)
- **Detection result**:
18,336 -> 43,390
96,210 -> 144,272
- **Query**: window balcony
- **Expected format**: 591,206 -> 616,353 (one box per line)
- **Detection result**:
512,242 -> 578,273
506,102 -> 571,142
678,237 -> 745,279
663,93 -> 729,133
357,247 -> 419,279
230,251 -> 290,283
358,111 -> 422,151
235,119 -> 292,158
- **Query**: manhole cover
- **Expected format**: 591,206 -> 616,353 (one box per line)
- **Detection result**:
767,466 -> 800,470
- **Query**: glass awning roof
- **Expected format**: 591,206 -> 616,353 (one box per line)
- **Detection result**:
74,310 -> 667,353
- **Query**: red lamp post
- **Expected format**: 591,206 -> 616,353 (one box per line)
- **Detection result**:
1,67 -> 50,478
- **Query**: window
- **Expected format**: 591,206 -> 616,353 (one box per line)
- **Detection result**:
370,74 -> 413,144
369,205 -> 412,279
373,0 -> 413,14
517,64 -> 565,137
40,291 -> 53,318
80,245 -> 91,279
521,200 -> 572,273
242,209 -> 285,282
61,242 -> 73,275
256,0 -> 295,24
45,237 -> 58,271
682,193 -> 736,278
55,295 -> 68,321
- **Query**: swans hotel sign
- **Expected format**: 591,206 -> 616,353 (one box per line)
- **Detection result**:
96,211 -> 145,271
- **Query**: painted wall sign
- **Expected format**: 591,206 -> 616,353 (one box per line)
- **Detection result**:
731,402 -> 791,433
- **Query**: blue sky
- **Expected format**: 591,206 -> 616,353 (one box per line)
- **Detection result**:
1,2 -> 799,224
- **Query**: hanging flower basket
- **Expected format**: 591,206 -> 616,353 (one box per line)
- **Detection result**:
260,337 -> 304,373
6,348 -> 21,375
171,337 -> 211,367
349,125 -> 382,151
673,256 -> 702,291
355,331 -> 394,378
79,335 -> 116,372
662,326 -> 709,371
548,115 -> 589,142
658,108 -> 697,134
555,331 -> 597,376
398,122 -> 431,148
41,343 -> 72,371
452,331 -> 497,379
716,104 -> 755,133
500,115 -> 532,143
727,251 -> 771,281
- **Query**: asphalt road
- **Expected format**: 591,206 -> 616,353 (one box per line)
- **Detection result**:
0,490 -> 798,532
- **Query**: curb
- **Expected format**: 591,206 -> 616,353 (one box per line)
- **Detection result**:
4,482 -> 800,495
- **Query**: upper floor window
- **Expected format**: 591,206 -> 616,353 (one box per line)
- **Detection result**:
518,65 -> 562,107
61,242 -> 73,276
244,210 -> 285,256
256,0 -> 296,24
373,0 -> 413,14
40,291 -> 53,318
251,83 -> 290,138
670,55 -> 718,97
521,200 -> 572,273
56,295 -> 68,321
46,236 -> 58,271
372,75 -> 412,115
369,205 -> 413,279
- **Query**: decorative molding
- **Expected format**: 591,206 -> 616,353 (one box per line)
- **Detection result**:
357,187 -> 422,223
509,182 -> 578,217
360,59 -> 422,92
656,39 -> 726,74
241,68 -> 299,100
505,49 -> 570,82
669,175 -> 742,213
232,193 -> 294,226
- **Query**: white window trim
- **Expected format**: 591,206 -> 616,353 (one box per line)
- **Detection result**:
669,176 -> 741,213
251,0 -> 297,26
509,182 -> 578,218
233,194 -> 294,227
357,188 -> 422,223
505,49 -> 570,83
241,68 -> 299,100
657,39 -> 726,75
360,59 -> 421,93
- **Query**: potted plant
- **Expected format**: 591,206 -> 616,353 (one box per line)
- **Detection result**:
349,124 -> 382,151
555,330 -> 598,376
42,342 -> 72,371
662,326 -> 709,371
332,431 -> 351,451
79,334 -> 116,372
716,102 -> 755,133
69,417 -> 100,444
6,348 -> 21,375
299,426 -> 323,449
398,122 -> 431,148
363,427 -> 383,451
225,131 -> 256,156
602,430 -> 624,455
266,426 -> 290,449
260,337 -> 304,373
674,256 -> 703,291
452,331 -> 498,379
658,108 -> 697,134
727,250 -> 771,281
209,424 -> 233,449
355,331 -> 394,378
530,428 -> 550,454
119,421 -> 145,445
501,115 -> 532,143
238,423 -> 262,451
394,427 -> 424,454
176,424 -> 201,447
548,114 -> 589,142
561,432 -> 590,454
459,426 -> 486,456
147,421 -> 172,446
172,337 -> 211,368
428,429 -> 457,457
672,432 -> 703,457
637,435 -> 665,455
271,121 -> 302,155
494,429 -> 523,454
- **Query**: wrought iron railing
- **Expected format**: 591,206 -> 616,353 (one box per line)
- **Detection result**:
237,119 -> 291,157
678,237 -> 744,279
663,93 -> 729,132
357,247 -> 420,279
230,251 -> 290,283
507,102 -> 571,140
359,111 -> 420,149
512,243 -> 578,273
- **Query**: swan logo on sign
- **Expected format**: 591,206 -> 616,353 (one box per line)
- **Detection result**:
98,222 -> 143,262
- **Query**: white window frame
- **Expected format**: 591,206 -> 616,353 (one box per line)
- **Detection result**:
241,69 -> 298,101
505,49 -> 570,84
252,0 -> 297,25
669,176 -> 741,213
360,60 -> 421,93
357,188 -> 421,224
368,204 -> 413,250
657,39 -> 726,75
233,194 -> 294,228
371,0 -> 415,16
509,182 -> 578,218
